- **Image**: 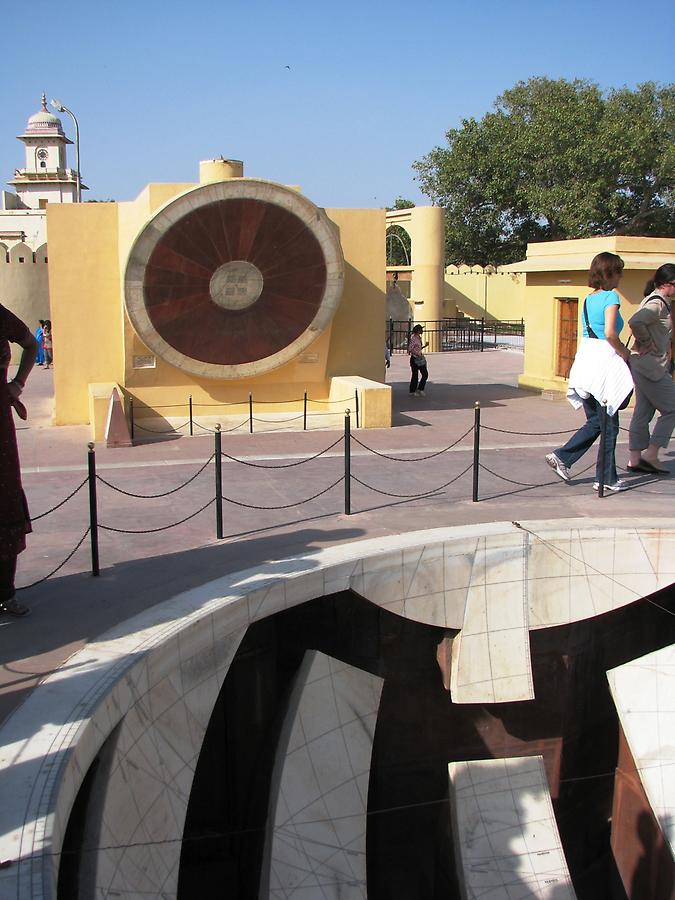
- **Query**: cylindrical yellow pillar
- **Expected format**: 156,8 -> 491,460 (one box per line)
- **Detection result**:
410,206 -> 445,321
199,159 -> 244,183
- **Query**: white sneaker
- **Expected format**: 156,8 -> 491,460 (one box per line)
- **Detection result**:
593,480 -> 628,493
545,453 -> 571,482
418,390 -> 425,396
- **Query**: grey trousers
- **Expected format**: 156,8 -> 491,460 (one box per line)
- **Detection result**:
628,369 -> 675,450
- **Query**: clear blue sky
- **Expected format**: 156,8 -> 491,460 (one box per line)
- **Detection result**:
2,0 -> 672,208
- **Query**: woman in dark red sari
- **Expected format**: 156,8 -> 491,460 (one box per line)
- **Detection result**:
0,303 -> 37,616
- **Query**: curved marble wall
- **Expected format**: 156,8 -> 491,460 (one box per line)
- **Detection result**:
0,518 -> 673,899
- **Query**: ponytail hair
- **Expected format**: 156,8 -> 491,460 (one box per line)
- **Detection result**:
646,263 -> 675,296
643,278 -> 656,297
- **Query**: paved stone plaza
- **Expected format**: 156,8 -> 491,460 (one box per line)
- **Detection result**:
2,348 -> 673,725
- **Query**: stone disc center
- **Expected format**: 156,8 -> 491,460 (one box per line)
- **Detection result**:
209,260 -> 264,310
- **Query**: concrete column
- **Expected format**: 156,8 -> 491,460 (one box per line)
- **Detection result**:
199,158 -> 244,183
410,206 -> 444,321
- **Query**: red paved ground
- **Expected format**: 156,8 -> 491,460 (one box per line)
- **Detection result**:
2,349 -> 673,724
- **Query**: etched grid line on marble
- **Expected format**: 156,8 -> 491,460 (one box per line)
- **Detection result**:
449,756 -> 576,900
608,646 -> 675,858
267,652 -> 381,899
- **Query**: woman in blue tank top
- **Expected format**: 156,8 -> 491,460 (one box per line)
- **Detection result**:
546,252 -> 632,492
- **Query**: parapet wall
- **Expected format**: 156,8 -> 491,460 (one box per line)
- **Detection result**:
0,242 -> 50,360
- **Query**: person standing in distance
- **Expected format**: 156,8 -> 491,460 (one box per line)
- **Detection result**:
408,324 -> 429,396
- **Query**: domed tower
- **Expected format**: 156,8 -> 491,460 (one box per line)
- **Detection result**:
8,94 -> 87,209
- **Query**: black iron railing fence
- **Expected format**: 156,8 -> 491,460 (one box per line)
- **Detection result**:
388,318 -> 525,353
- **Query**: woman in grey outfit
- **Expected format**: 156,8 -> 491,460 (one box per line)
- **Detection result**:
626,263 -> 675,475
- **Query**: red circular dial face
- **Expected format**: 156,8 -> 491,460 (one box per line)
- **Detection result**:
125,180 -> 344,379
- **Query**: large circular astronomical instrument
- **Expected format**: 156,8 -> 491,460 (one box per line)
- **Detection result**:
124,179 -> 344,379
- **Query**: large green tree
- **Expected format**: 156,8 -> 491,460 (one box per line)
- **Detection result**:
413,78 -> 675,266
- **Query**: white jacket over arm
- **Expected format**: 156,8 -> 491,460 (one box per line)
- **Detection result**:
566,338 -> 633,416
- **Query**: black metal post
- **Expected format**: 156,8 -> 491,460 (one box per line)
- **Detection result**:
303,391 -> 308,431
597,404 -> 607,498
344,409 -> 351,515
480,318 -> 485,352
388,317 -> 393,351
355,390 -> 360,429
129,398 -> 134,441
472,402 -> 481,502
189,395 -> 194,436
87,442 -> 100,576
215,425 -> 223,538
249,393 -> 254,434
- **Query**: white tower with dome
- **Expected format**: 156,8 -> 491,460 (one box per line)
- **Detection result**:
8,93 -> 86,211
1,94 -> 88,250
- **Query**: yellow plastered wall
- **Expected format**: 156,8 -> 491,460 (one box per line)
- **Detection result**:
386,207 -> 444,321
443,271 -> 524,321
49,180 -> 387,429
47,203 -> 122,424
515,236 -> 675,393
325,208 -> 386,382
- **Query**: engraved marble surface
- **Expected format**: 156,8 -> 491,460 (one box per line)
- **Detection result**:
124,178 -> 345,380
449,756 -> 576,899
0,518 -> 672,899
607,645 -> 675,858
262,651 -> 383,899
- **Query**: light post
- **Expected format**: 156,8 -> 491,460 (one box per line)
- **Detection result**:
50,99 -> 81,202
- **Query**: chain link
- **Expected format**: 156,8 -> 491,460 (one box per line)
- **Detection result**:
352,425 -> 473,461
17,528 -> 91,590
30,478 -> 88,521
133,420 -> 190,434
221,436 -> 343,468
96,455 -> 215,498
221,476 -> 343,509
98,498 -> 214,533
482,425 -> 576,436
351,463 -> 472,498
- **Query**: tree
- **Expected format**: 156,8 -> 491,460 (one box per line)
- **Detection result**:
413,78 -> 675,266
386,198 -> 415,266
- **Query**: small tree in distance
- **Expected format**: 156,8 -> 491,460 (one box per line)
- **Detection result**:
413,77 -> 674,266
386,198 -> 415,266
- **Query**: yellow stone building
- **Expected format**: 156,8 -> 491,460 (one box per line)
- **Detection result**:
47,160 -> 391,437
503,236 -> 675,394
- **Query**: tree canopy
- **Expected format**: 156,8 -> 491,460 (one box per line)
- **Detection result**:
413,78 -> 675,266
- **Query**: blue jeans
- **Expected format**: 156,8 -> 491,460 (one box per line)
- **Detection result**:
555,396 -> 619,485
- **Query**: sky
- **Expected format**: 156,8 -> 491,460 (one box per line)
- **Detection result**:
2,0 -> 673,209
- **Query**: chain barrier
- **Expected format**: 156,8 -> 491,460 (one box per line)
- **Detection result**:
17,528 -> 91,591
220,476 -> 344,510
478,458 -> 599,489
221,435 -> 343,468
30,478 -> 88,521
17,402 -> 670,591
193,419 -> 249,434
95,455 -> 215,498
482,424 -> 576,437
252,414 -> 306,424
98,498 -> 215,534
351,463 -> 473,498
351,426 -> 473,462
133,420 -> 190,434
